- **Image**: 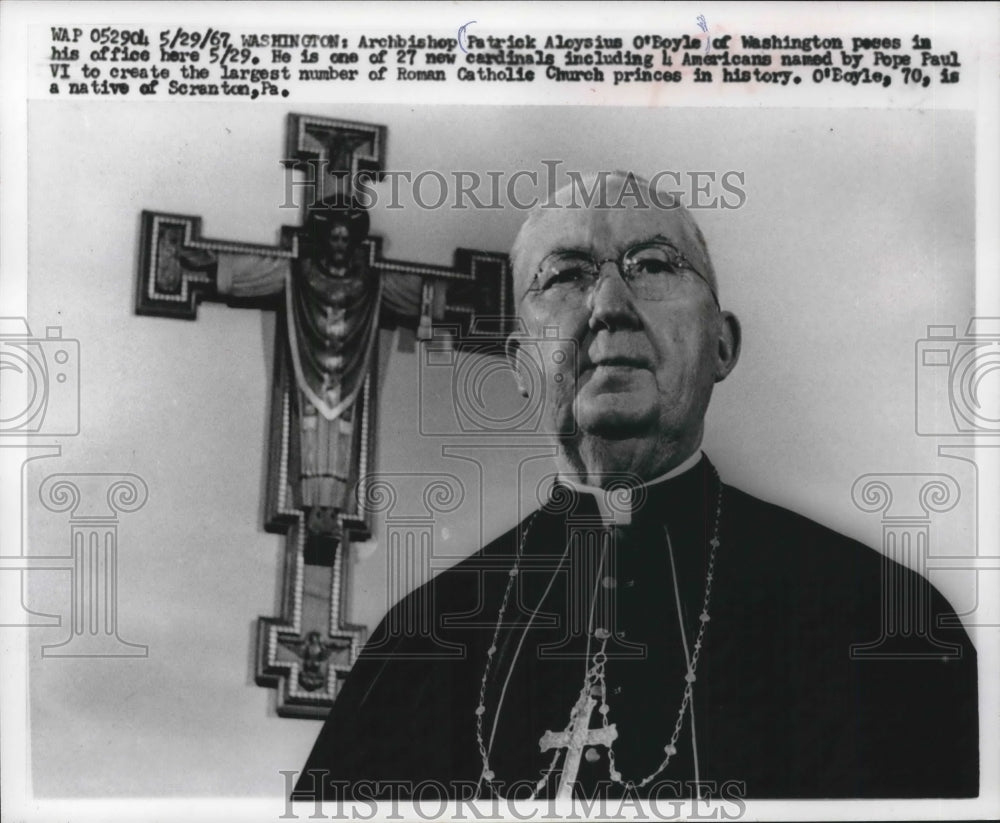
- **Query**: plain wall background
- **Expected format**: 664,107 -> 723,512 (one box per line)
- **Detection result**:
23,101 -> 977,797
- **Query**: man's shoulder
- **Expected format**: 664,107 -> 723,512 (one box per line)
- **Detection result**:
723,481 -> 885,570
376,519 -> 525,621
420,519 -> 525,592
720,481 -> 973,643
419,481 -> 934,601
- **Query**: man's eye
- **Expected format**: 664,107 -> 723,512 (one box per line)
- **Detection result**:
541,264 -> 590,289
551,266 -> 588,282
632,258 -> 675,276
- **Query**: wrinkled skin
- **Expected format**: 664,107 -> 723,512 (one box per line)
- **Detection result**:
507,186 -> 741,487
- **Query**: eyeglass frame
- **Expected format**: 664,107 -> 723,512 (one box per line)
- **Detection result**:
521,239 -> 719,308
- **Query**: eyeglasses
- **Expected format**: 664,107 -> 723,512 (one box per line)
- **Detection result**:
523,241 -> 717,304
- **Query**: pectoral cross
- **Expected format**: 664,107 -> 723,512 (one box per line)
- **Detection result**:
539,693 -> 618,800
134,114 -> 513,717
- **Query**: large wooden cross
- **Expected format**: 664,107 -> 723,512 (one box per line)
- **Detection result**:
135,114 -> 513,717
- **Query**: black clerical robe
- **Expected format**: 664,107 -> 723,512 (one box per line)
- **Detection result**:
294,457 -> 978,801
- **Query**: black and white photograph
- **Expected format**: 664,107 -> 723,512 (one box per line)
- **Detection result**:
1,2 -> 997,821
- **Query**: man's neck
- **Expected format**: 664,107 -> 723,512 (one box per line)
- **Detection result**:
559,449 -> 702,488
555,429 -> 704,489
557,451 -> 704,526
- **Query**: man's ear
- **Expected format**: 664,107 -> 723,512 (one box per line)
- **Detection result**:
505,333 -> 530,398
714,311 -> 742,383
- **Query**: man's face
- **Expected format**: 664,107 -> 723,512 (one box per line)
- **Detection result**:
325,223 -> 351,266
509,200 -> 739,463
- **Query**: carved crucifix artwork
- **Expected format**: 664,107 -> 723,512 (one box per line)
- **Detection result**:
135,114 -> 513,717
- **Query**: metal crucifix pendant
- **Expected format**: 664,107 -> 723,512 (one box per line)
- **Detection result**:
539,694 -> 618,800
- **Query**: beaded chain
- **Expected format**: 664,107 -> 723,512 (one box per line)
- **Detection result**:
474,509 -> 545,786
605,477 -> 721,790
475,467 -> 723,798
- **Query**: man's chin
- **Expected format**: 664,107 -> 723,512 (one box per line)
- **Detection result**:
573,400 -> 656,440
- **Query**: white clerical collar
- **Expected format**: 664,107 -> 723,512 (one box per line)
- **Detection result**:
559,450 -> 704,526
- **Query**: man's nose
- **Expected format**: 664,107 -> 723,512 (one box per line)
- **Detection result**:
587,262 -> 639,330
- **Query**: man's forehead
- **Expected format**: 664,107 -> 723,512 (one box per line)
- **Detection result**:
520,204 -> 694,259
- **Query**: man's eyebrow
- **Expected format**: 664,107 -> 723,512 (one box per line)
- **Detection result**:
633,233 -> 681,248
541,243 -> 590,257
543,234 -> 682,255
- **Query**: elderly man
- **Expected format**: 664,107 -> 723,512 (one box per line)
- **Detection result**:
294,173 -> 978,802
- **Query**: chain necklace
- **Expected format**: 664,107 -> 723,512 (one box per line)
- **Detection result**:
474,467 -> 723,798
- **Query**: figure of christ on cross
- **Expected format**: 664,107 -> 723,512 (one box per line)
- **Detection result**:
177,199 -> 396,552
